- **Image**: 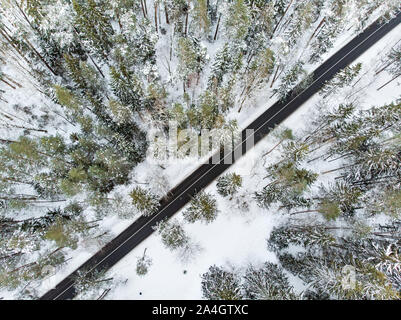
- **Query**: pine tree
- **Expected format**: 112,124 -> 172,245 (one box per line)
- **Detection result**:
285,0 -> 321,48
216,173 -> 242,198
274,61 -> 306,100
60,167 -> 86,196
72,0 -> 114,61
164,0 -> 188,35
201,265 -> 243,300
177,37 -> 206,86
198,90 -> 220,130
130,186 -> 159,216
108,99 -> 133,124
24,0 -> 46,26
272,221 -> 401,299
320,63 -> 362,97
377,45 -> 401,90
183,191 -> 218,224
110,66 -> 144,112
368,188 -> 401,218
387,46 -> 401,77
268,224 -> 336,253
168,103 -> 187,129
157,219 -> 189,251
243,262 -> 297,300
239,47 -> 275,111
309,0 -> 347,63
63,54 -> 106,112
44,217 -> 80,249
136,248 -> 152,276
193,0 -> 210,34
255,145 -> 317,210
225,0 -> 251,41
318,182 -> 362,218
73,268 -> 113,297
208,43 -> 242,89
262,127 -> 294,158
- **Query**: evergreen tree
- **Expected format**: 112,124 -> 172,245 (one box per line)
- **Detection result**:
130,186 -> 159,216
201,265 -> 243,300
239,47 -> 275,111
216,173 -> 242,198
285,0 -> 322,48
243,262 -> 297,300
193,0 -> 210,34
157,219 -> 189,251
73,268 -> 113,297
72,0 -> 114,61
208,43 -> 242,89
198,90 -> 221,130
377,45 -> 401,90
110,66 -> 144,112
309,1 -> 347,63
136,248 -> 152,276
320,63 -> 362,97
318,182 -> 362,218
177,37 -> 206,86
268,224 -> 336,253
255,145 -> 317,210
183,191 -> 218,224
274,61 -> 306,100
368,187 -> 401,218
44,217 -> 80,249
225,0 -> 251,41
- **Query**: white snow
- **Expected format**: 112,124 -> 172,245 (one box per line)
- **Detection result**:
99,20 -> 401,300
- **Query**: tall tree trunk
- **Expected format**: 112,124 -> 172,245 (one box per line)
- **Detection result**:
97,289 -> 111,300
0,77 -> 16,89
155,3 -> 158,32
22,36 -> 58,76
262,139 -> 285,157
0,138 -> 17,144
165,4 -> 170,24
320,164 -> 354,175
143,0 -> 148,17
290,209 -> 318,215
115,10 -> 123,30
0,196 -> 38,201
88,54 -> 105,78
308,17 -> 325,43
185,11 -> 189,36
3,74 -> 22,88
214,14 -> 221,41
270,0 -> 294,39
375,60 -> 395,75
13,0 -> 36,31
1,123 -> 48,133
140,0 -> 147,18
377,74 -> 401,90
0,177 -> 31,184
0,29 -> 31,66
270,65 -> 280,88
72,26 -> 105,78
10,262 -> 37,274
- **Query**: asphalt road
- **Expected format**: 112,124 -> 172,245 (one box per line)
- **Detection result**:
41,11 -> 401,300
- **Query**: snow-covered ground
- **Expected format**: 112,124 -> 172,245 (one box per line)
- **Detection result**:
0,3 -> 399,300
97,23 -> 401,300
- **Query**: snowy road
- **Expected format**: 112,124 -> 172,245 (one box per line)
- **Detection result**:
40,10 -> 401,300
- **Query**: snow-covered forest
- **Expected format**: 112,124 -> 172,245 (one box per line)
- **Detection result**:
0,0 -> 400,300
